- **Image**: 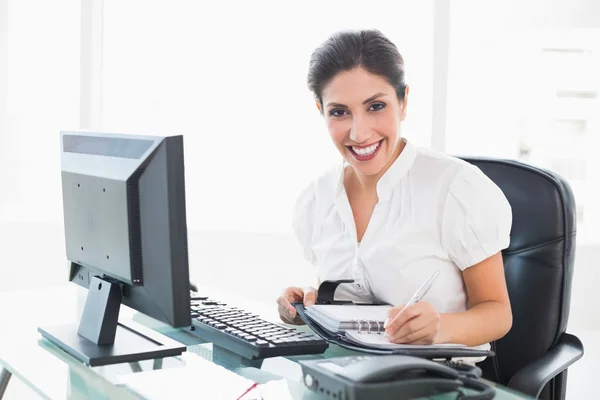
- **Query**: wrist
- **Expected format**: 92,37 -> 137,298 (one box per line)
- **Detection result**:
436,313 -> 454,344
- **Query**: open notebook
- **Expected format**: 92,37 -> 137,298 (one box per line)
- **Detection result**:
304,304 -> 466,350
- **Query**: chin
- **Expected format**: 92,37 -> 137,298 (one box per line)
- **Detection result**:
344,145 -> 390,177
345,155 -> 388,176
352,162 -> 386,177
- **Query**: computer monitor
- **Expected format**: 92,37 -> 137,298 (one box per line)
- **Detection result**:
38,130 -> 191,367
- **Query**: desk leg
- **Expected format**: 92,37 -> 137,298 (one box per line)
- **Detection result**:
0,368 -> 12,399
128,359 -> 162,373
128,362 -> 142,373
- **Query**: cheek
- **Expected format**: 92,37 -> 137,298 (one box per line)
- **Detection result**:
376,110 -> 400,137
327,119 -> 349,145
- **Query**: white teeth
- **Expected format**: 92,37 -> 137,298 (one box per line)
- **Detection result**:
352,141 -> 380,156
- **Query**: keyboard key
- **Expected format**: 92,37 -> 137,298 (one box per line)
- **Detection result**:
189,290 -> 328,360
278,333 -> 296,339
270,332 -> 291,339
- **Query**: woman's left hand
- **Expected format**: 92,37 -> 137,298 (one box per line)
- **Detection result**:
384,302 -> 441,345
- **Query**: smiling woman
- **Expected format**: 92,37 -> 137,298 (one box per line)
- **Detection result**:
308,31 -> 409,179
277,29 -> 514,354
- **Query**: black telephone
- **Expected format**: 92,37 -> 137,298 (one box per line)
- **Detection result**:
299,355 -> 495,400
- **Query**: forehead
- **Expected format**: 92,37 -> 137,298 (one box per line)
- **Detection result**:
322,68 -> 394,105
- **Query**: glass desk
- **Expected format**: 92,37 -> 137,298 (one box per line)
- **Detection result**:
0,285 -> 533,399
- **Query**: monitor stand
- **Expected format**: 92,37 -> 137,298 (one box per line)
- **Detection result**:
38,276 -> 186,367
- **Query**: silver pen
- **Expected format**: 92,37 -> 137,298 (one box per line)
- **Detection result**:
404,269 -> 440,308
384,270 -> 440,329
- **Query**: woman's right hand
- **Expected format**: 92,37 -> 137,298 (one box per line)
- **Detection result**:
277,286 -> 317,325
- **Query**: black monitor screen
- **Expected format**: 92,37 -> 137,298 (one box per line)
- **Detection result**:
63,134 -> 153,159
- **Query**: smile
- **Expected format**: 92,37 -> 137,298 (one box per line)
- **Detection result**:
347,139 -> 384,161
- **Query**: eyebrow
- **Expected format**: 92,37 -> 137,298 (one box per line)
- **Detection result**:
326,92 -> 387,108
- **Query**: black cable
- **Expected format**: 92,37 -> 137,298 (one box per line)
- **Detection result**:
440,360 -> 483,379
437,361 -> 494,399
455,376 -> 496,400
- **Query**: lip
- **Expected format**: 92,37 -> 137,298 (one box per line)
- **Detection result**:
347,139 -> 384,162
346,140 -> 383,149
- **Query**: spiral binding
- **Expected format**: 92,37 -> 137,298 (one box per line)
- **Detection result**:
351,319 -> 385,334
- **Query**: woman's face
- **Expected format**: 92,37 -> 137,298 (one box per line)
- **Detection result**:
320,67 -> 408,177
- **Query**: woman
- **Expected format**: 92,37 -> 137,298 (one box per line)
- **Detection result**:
276,29 -> 513,349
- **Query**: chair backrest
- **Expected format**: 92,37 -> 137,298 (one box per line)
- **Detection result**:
460,157 -> 576,385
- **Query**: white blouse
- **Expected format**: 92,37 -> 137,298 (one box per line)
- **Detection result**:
292,139 -> 512,351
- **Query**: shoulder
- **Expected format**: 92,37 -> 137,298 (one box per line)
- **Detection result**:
293,164 -> 340,216
292,164 -> 341,246
410,146 -> 506,199
435,154 -> 512,269
446,159 -> 510,210
413,146 -> 470,178
406,146 -> 475,201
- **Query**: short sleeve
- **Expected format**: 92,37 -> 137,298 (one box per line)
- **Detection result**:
292,182 -> 317,265
441,165 -> 512,270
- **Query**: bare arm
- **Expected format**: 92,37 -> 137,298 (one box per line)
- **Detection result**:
385,252 -> 512,347
437,252 -> 512,346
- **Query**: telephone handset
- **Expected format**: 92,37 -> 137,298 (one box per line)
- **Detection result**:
299,355 -> 495,400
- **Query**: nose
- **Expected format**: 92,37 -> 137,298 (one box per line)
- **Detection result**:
349,116 -> 373,143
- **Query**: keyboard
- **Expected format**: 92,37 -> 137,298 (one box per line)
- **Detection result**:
187,291 -> 329,360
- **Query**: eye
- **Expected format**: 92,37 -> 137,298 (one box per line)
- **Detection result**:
369,102 -> 386,111
329,109 -> 349,117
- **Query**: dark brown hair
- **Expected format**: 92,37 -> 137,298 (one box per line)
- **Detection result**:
307,29 -> 407,111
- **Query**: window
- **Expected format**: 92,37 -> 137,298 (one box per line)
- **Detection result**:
102,0 -> 435,233
0,0 -> 80,223
446,1 -> 600,244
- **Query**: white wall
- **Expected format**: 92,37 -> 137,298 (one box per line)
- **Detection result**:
445,1 -> 600,245
0,0 -> 80,224
100,0 -> 435,234
446,0 -> 600,159
0,0 -> 8,208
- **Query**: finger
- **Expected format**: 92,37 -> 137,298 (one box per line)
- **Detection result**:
276,288 -> 303,309
390,326 -> 433,345
389,316 -> 430,343
385,305 -> 405,327
385,304 -> 422,335
276,296 -> 298,320
303,288 -> 317,306
278,304 -> 306,325
285,287 -> 305,303
276,295 -> 292,310
278,304 -> 297,323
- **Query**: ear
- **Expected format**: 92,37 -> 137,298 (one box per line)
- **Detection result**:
399,86 -> 409,121
315,100 -> 322,113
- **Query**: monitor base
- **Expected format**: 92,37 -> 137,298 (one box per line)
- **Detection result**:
38,319 -> 186,367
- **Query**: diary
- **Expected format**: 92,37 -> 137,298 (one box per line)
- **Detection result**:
304,304 -> 466,350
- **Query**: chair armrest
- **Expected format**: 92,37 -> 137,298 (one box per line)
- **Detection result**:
508,333 -> 584,398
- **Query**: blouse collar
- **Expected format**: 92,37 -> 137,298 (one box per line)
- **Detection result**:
335,138 -> 417,201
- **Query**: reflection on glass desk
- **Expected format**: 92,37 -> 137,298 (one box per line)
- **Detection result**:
0,285 -> 534,399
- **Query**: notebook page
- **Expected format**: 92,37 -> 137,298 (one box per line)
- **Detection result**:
307,304 -> 392,325
345,330 -> 466,350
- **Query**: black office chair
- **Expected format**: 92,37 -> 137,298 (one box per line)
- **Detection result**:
460,157 -> 584,400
